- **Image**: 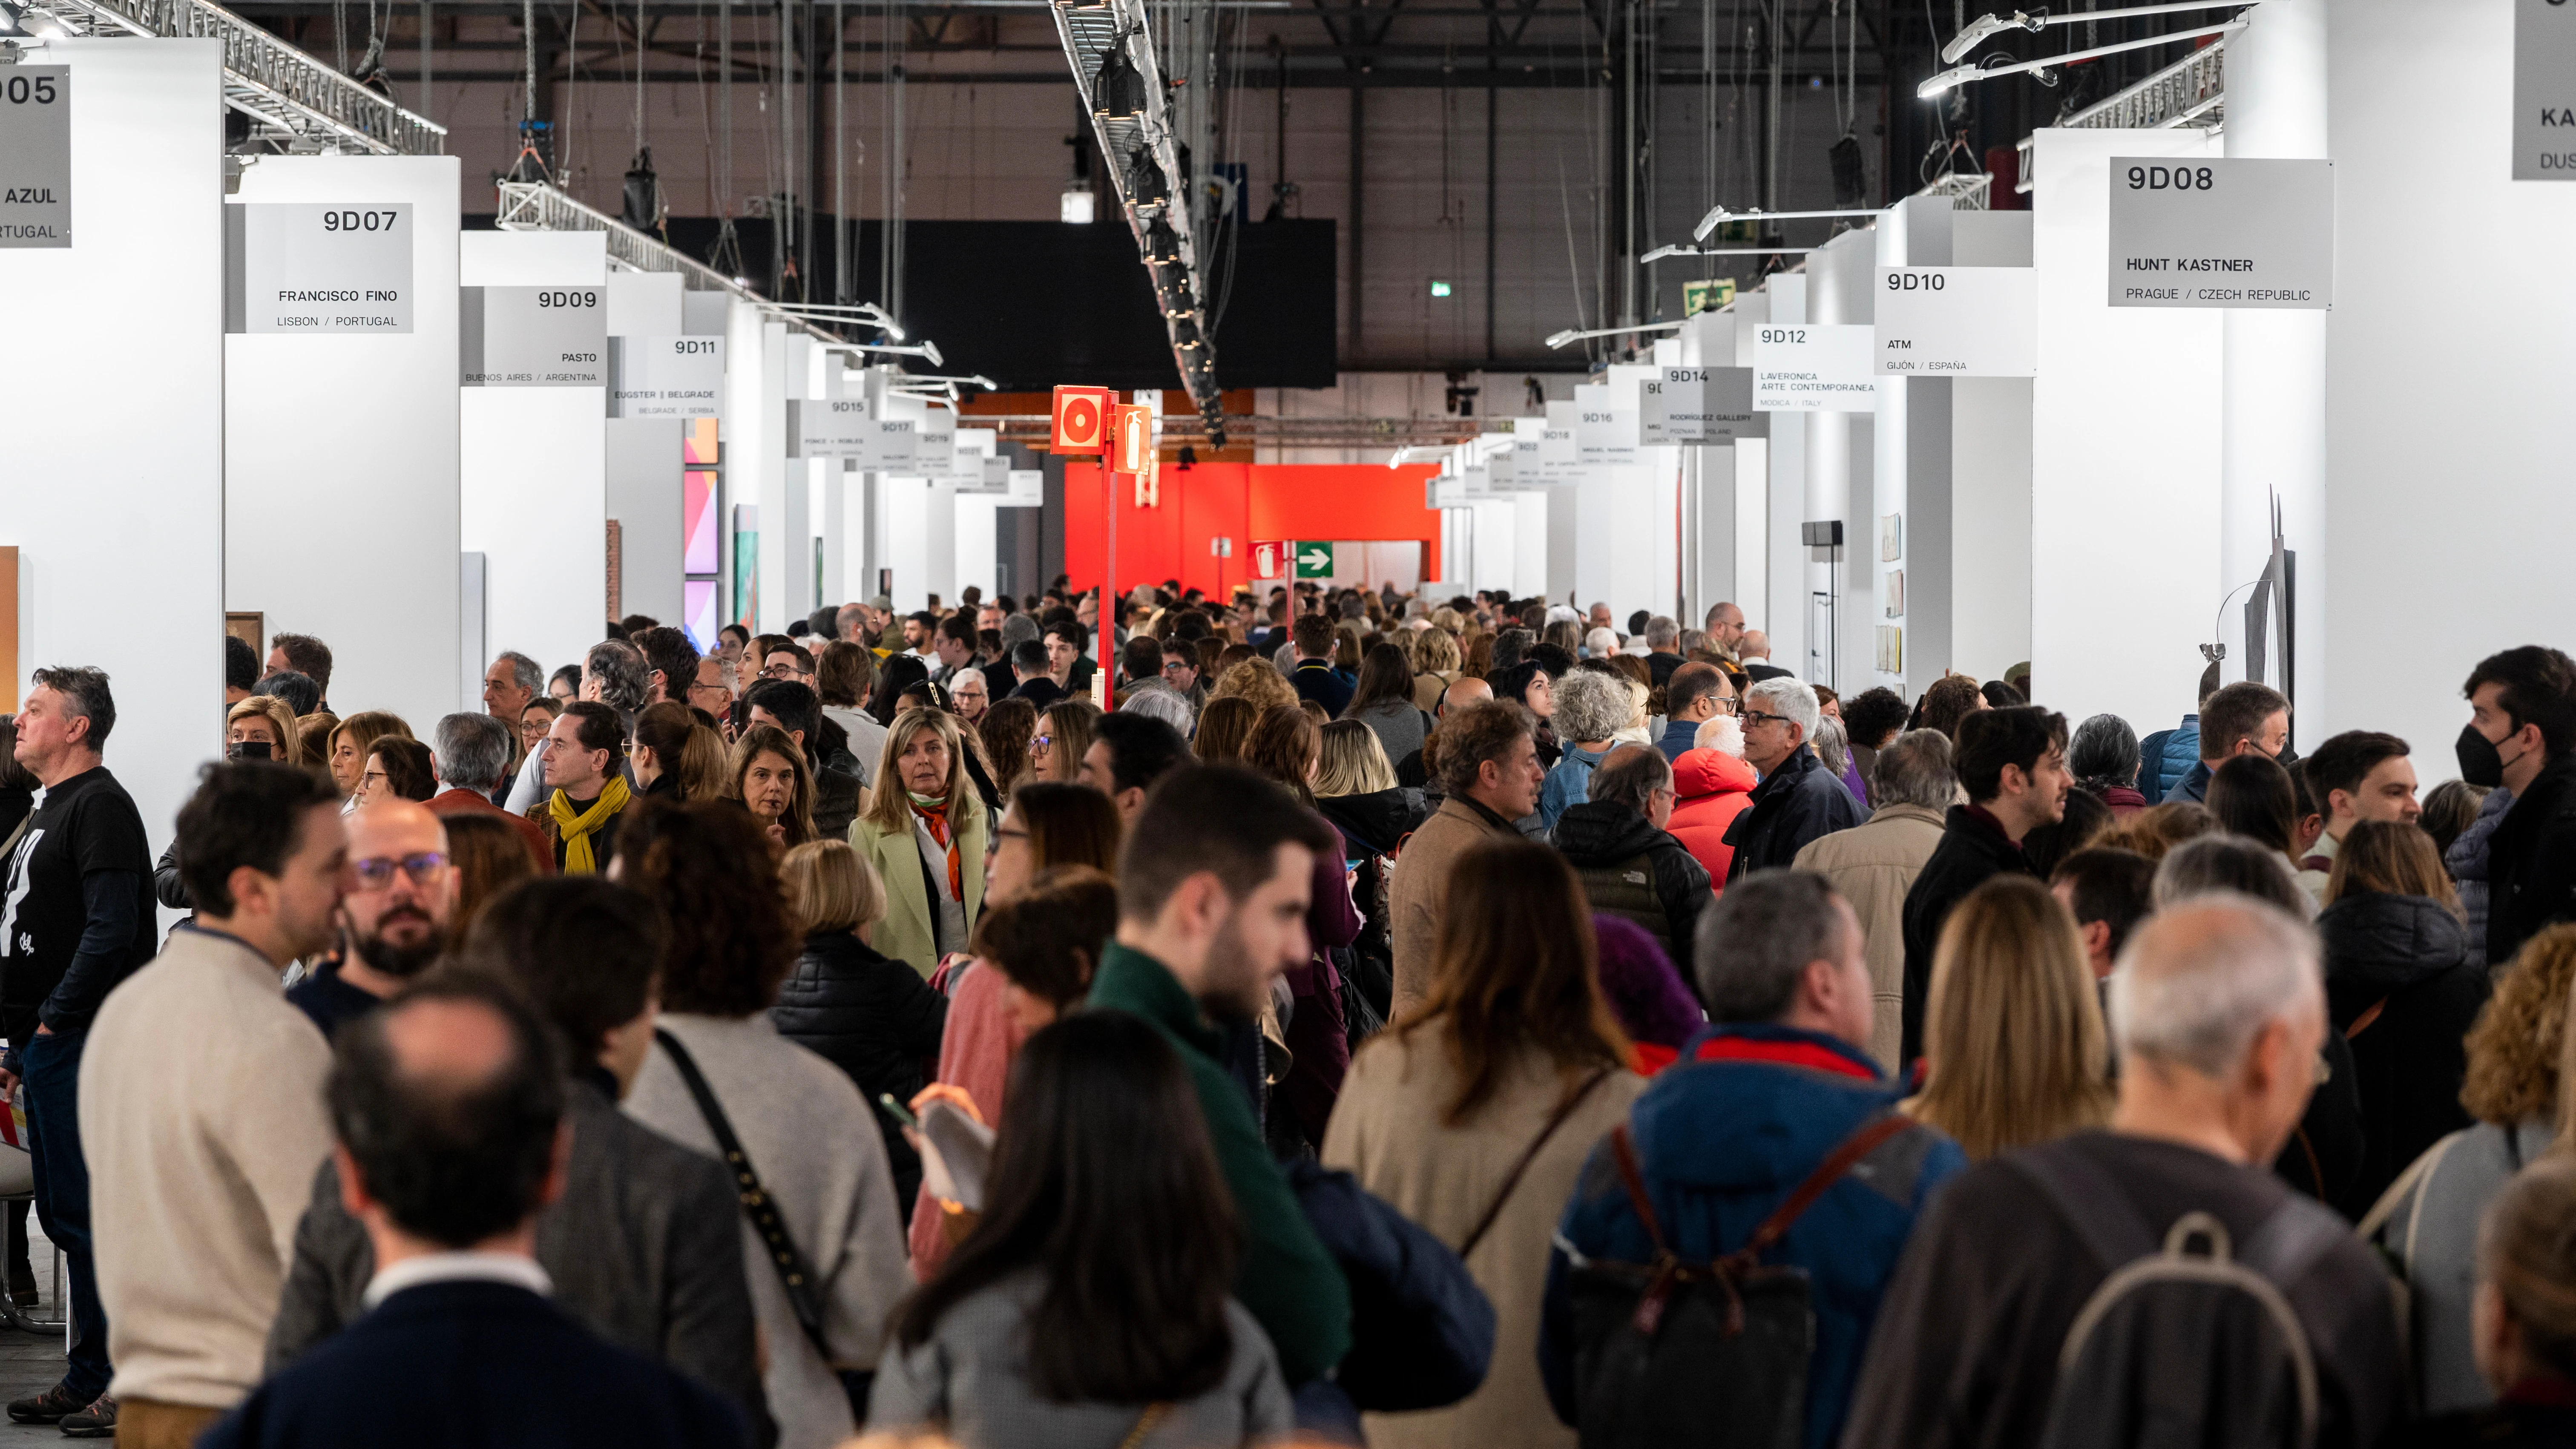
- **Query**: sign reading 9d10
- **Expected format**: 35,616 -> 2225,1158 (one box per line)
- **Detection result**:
2105,157 -> 2333,310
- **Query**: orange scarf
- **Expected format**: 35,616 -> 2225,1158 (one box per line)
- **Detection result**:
911,796 -> 963,901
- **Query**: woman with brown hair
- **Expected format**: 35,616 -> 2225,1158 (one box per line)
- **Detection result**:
2205,751 -> 2300,857
1322,840 -> 1640,1449
2319,819 -> 2484,1211
327,710 -> 414,800
976,696 -> 1039,805
1027,698 -> 1100,785
615,800 -> 911,1449
725,722 -> 817,850
354,736 -> 438,805
1193,696 -> 1261,763
2366,926 -> 2576,1414
1345,642 -> 1430,768
1242,703 -> 1322,805
437,811 -> 538,944
1902,875 -> 2113,1161
631,700 -> 724,802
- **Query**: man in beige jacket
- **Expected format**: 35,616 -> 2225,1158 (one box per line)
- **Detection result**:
82,762 -> 348,1448
1387,700 -> 1545,1009
1791,730 -> 1958,1069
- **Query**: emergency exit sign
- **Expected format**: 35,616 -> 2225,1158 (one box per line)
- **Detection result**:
1293,542 -> 1334,578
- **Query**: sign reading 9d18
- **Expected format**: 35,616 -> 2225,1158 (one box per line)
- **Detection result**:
2106,156 -> 2332,310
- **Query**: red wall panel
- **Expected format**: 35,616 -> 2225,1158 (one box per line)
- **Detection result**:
1064,461 -> 1442,599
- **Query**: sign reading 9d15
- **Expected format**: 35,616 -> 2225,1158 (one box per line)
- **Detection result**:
2106,156 -> 2332,310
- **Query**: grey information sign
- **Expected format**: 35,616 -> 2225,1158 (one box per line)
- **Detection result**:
2106,157 -> 2333,310
225,203 -> 414,334
459,285 -> 607,385
607,335 -> 724,417
785,397 -> 874,458
2518,0 -> 2576,179
0,67 -> 71,249
1643,366 -> 1766,443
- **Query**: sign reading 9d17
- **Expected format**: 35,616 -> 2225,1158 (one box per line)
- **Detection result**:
2105,156 -> 2333,310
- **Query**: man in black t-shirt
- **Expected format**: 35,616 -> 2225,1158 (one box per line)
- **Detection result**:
0,667 -> 157,1433
1843,897 -> 2406,1449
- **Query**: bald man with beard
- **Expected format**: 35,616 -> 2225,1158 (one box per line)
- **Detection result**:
285,800 -> 454,1041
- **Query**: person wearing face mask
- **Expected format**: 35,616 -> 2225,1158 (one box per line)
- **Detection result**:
284,801 -> 456,1041
2461,647 -> 2576,969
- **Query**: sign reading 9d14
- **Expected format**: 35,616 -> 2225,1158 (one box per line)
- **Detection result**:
2107,157 -> 2332,310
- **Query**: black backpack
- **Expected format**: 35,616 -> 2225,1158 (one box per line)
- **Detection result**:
2010,1138 -> 2346,1449
1565,1111 -> 1917,1449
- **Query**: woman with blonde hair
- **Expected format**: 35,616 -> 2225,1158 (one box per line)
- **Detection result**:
327,710 -> 413,800
1208,657 -> 1298,715
225,695 -> 300,762
1323,840 -> 1639,1449
853,707 -> 990,978
2365,925 -> 2576,1414
1903,874 -> 2112,1161
1193,696 -> 1261,764
725,723 -> 817,849
1411,626 -> 1463,713
774,839 -> 949,1211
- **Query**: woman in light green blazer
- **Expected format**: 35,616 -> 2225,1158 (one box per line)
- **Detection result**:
849,706 -> 990,977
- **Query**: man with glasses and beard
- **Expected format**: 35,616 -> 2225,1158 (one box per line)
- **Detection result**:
285,800 -> 454,1041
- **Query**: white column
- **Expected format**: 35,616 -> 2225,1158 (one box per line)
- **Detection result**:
1762,275 -> 1808,670
227,154 -> 460,729
2223,0 -> 2329,744
2,38 -> 224,851
604,270 -> 685,628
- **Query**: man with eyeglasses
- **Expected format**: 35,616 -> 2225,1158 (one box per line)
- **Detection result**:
1722,677 -> 1867,887
685,656 -> 737,734
1161,640 -> 1206,708
285,799 -> 454,1041
1656,663 -> 1738,763
759,643 -> 815,687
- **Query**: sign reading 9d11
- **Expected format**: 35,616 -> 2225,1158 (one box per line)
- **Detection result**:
2106,157 -> 2332,310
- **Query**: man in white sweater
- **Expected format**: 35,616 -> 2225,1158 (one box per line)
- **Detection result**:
80,761 -> 347,1447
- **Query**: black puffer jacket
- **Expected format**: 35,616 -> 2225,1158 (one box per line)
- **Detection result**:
769,930 -> 948,1208
1722,743 -> 1866,884
1317,788 -> 1432,856
2318,890 -> 2488,1214
1553,800 -> 1712,972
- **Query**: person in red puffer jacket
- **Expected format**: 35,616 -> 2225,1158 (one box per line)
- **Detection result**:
1669,716 -> 1759,891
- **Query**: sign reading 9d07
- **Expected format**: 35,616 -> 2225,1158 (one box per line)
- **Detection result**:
2106,157 -> 2332,310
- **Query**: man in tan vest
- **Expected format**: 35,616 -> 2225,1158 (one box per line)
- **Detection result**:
1387,700 -> 1544,1009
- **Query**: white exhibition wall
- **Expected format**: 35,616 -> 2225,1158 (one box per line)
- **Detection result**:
227,154 -> 461,730
1949,213 -> 2037,685
458,230 -> 607,684
2029,126 -> 2224,737
1756,276 -> 1811,673
2323,0 -> 2576,777
605,270 -> 685,628
2,38 -> 225,851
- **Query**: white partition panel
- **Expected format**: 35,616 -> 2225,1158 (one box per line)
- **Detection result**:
605,270 -> 684,627
228,155 -> 461,727
1761,276 -> 1809,670
459,231 -> 607,681
955,495 -> 999,599
1513,493 -> 1550,601
2030,127 -> 2223,734
2325,0 -> 2576,776
2,38 -> 224,851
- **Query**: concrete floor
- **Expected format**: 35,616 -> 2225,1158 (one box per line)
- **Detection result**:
0,1213 -> 92,1445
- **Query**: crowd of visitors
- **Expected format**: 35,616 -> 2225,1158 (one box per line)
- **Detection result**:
11,587 -> 2576,1448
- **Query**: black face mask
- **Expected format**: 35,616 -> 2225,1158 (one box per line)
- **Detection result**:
2458,722 -> 2510,789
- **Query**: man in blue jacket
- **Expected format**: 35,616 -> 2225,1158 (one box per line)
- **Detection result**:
1539,871 -> 1965,1449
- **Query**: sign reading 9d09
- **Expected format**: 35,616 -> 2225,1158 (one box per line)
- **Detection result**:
2107,157 -> 2333,310
0,67 -> 71,249
459,285 -> 606,386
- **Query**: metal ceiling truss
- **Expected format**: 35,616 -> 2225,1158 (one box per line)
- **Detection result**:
2011,35 -> 2224,192
20,0 -> 443,153
1051,0 -> 1225,439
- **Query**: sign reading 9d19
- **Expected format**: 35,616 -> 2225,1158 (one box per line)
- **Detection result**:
0,67 -> 72,249
2105,156 -> 2333,310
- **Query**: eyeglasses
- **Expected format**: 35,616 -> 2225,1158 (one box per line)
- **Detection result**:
759,663 -> 803,680
1709,696 -> 1742,715
1029,734 -> 1053,754
1742,709 -> 1791,729
352,851 -> 448,889
1162,660 -> 1194,675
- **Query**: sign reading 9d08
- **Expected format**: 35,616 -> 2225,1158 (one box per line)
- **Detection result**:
2107,156 -> 2333,310
0,67 -> 71,249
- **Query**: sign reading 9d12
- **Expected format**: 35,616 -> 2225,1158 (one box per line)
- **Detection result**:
2107,157 -> 2332,310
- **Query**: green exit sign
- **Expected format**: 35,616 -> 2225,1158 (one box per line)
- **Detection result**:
1428,279 -> 1453,298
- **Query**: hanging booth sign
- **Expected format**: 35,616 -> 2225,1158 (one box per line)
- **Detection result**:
1574,383 -> 1640,462
2106,158 -> 2333,310
784,397 -> 876,458
1002,469 -> 1044,505
1642,366 -> 1767,442
607,335 -> 724,417
1052,385 -> 1112,452
1752,324 -> 1877,411
2516,0 -> 2576,178
459,285 -> 606,386
1873,267 -> 2037,375
858,417 -> 917,468
916,407 -> 957,460
0,67 -> 71,249
224,202 -> 413,333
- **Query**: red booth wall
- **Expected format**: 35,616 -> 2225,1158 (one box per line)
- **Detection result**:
1061,461 -> 1444,599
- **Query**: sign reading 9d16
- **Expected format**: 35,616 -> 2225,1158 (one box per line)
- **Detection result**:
2106,157 -> 2333,310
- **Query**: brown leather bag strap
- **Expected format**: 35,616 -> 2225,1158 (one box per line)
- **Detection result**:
1606,1122 -> 1672,1260
1458,1067 -> 1616,1260
2346,998 -> 2389,1040
1732,1112 -> 1918,1264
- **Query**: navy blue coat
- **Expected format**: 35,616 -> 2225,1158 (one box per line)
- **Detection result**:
206,1280 -> 748,1449
1540,1024 -> 1966,1449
